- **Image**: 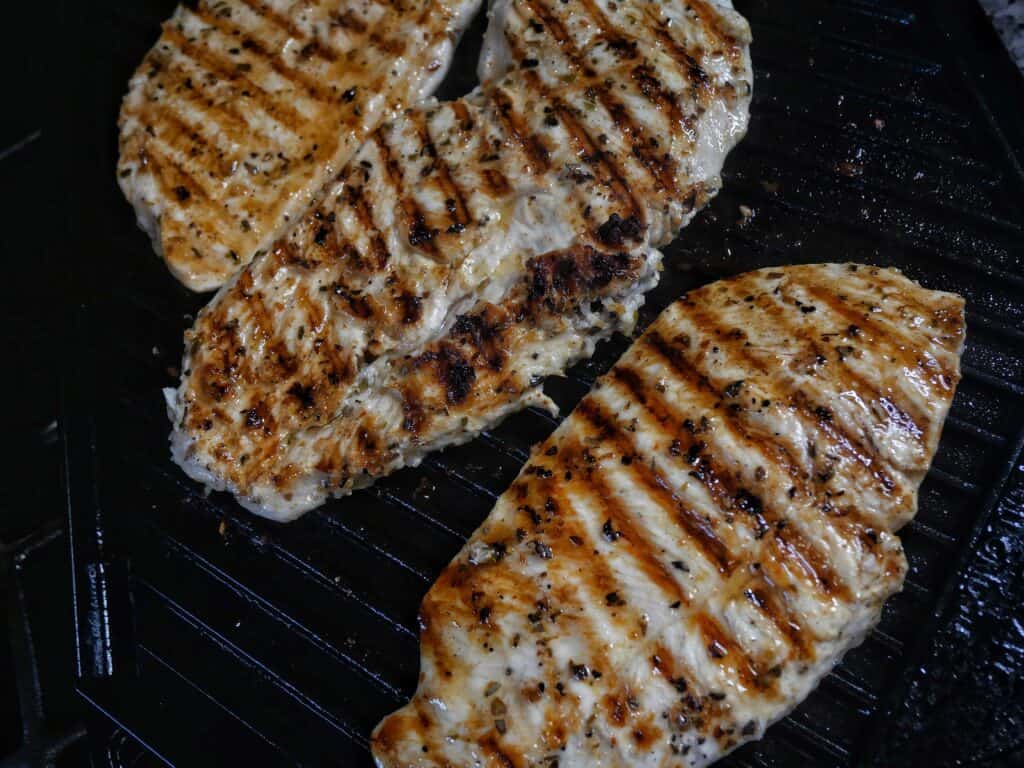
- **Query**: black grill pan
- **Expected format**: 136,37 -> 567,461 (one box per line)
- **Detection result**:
62,0 -> 1024,765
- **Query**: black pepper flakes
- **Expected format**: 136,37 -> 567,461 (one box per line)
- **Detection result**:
602,519 -> 622,542
570,662 -> 590,680
532,540 -> 553,560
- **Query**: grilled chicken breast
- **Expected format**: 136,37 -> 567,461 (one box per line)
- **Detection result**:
371,264 -> 965,767
166,0 -> 753,519
118,0 -> 481,291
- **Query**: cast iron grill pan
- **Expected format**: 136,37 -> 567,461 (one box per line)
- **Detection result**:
63,0 -> 1024,765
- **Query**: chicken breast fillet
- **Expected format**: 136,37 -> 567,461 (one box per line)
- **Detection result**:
166,0 -> 753,519
371,263 -> 965,768
118,0 -> 481,291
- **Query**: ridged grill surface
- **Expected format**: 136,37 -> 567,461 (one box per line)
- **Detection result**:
64,0 -> 1024,766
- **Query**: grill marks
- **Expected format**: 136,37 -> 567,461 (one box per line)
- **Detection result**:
548,94 -> 643,222
573,399 -> 735,577
799,278 -> 958,395
344,182 -> 391,271
767,284 -> 928,441
556,439 -> 693,611
491,87 -> 552,173
141,50 -> 278,146
187,3 -> 333,103
641,331 -> 805,485
679,297 -> 902,501
510,0 -> 675,212
409,111 -> 473,234
373,266 -> 961,766
236,0 -> 340,63
627,335 -> 875,572
569,392 -> 805,685
162,25 -> 307,131
122,0 -> 478,289
171,0 -> 754,518
374,133 -> 439,257
140,149 -> 246,248
639,7 -> 716,104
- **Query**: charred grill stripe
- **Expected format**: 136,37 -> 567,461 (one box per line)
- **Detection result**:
410,110 -> 472,231
639,7 -> 715,105
556,438 -> 692,609
498,17 -> 649,217
641,329 -> 880,540
575,0 -> 617,37
693,614 -> 762,690
138,54 -> 284,149
650,643 -> 701,701
521,0 -> 679,194
373,134 -> 440,257
480,737 -> 522,768
678,0 -> 746,60
640,328 -> 889,542
450,100 -> 472,130
529,474 -> 692,742
641,331 -> 805,482
631,64 -> 686,136
574,399 -> 735,575
519,478 -> 626,658
591,80 -> 678,195
243,0 -> 419,66
798,278 -> 957,394
547,92 -> 643,222
480,168 -> 511,197
765,283 -> 927,440
344,183 -> 391,270
680,298 -> 900,499
143,101 -> 249,184
236,0 -> 340,62
188,3 -> 336,103
606,364 -> 853,601
144,140 -> 261,232
746,572 -> 814,660
162,25 -> 306,131
330,8 -> 368,34
490,87 -> 551,173
141,147 -> 239,232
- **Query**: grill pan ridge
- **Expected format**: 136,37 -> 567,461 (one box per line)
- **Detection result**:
62,0 -> 1024,765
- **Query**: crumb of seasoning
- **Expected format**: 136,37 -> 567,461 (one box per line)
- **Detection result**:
602,519 -> 622,542
737,205 -> 753,227
218,520 -> 227,538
